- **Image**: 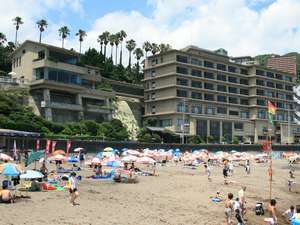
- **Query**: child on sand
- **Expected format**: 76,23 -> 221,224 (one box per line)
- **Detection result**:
69,172 -> 79,206
204,164 -> 212,182
282,205 -> 295,222
234,198 -> 244,225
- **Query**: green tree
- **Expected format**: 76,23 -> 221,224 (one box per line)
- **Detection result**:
36,19 -> 48,43
232,136 -> 240,144
151,43 -> 159,55
143,117 -> 158,127
102,31 -> 110,59
13,16 -> 23,45
159,43 -> 172,54
118,30 -> 127,65
114,33 -> 120,64
0,33 -> 7,46
76,29 -> 87,54
188,135 -> 203,144
97,34 -> 104,54
133,47 -> 144,82
207,135 -> 214,143
126,39 -> 136,68
143,41 -> 152,58
108,34 -> 116,61
58,26 -> 70,48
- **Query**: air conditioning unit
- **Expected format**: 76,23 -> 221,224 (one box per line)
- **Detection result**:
41,101 -> 46,107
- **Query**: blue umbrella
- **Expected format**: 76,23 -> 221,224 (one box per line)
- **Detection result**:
105,161 -> 120,167
67,157 -> 79,163
2,164 -> 20,177
175,148 -> 180,152
20,170 -> 43,179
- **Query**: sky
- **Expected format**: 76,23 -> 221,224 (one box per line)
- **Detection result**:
1,0 -> 300,65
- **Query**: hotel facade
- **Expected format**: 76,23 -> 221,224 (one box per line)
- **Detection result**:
143,46 -> 299,144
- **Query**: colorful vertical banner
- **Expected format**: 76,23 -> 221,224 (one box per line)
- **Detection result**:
45,140 -> 51,154
267,101 -> 277,125
36,139 -> 40,151
13,139 -> 17,160
66,140 -> 71,156
51,141 -> 57,153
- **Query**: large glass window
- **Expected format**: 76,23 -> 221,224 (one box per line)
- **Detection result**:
177,78 -> 189,86
210,121 -> 220,141
217,74 -> 227,81
176,55 -> 188,63
228,76 -> 238,83
257,99 -> 266,106
240,89 -> 248,95
257,110 -> 266,119
191,80 -> 202,88
191,92 -> 202,99
285,85 -> 293,91
35,68 -> 45,80
266,90 -> 275,98
286,94 -> 293,100
217,85 -> 227,92
276,74 -> 283,80
266,72 -> 274,78
240,78 -> 248,85
177,103 -> 188,112
223,122 -> 232,143
277,93 -> 285,99
217,64 -> 226,71
229,97 -> 238,104
240,111 -> 249,119
191,69 -> 202,77
191,58 -> 202,66
256,79 -> 265,86
284,75 -> 292,82
228,87 -> 238,93
234,123 -> 243,130
228,66 -> 237,73
240,99 -> 249,105
276,83 -> 283,89
257,89 -> 265,96
196,120 -> 207,139
204,60 -> 214,68
240,68 -> 248,75
191,105 -> 202,114
204,94 -> 214,101
204,83 -> 214,90
266,81 -> 275,88
229,110 -> 239,116
47,68 -> 81,85
159,119 -> 172,127
217,107 -> 227,114
217,95 -> 227,102
177,89 -> 188,97
256,70 -> 265,76
206,106 -> 215,115
204,71 -> 215,79
176,67 -> 188,74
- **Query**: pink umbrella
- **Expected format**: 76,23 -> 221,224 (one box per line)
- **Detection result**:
91,157 -> 101,164
124,150 -> 141,156
48,154 -> 67,161
0,153 -> 13,161
137,157 -> 156,164
121,155 -> 138,163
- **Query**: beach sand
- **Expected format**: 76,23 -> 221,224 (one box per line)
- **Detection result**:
0,159 -> 299,225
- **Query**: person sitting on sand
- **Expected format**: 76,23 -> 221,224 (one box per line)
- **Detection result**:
124,162 -> 129,170
264,199 -> 277,225
94,164 -> 103,176
0,184 -> 13,203
40,162 -> 48,178
225,193 -> 234,225
282,205 -> 295,222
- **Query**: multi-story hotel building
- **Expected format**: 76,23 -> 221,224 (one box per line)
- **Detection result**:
267,55 -> 297,77
10,40 -> 143,128
143,45 -> 298,144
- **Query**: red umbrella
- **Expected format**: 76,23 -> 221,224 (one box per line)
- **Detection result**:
53,150 -> 66,155
0,153 -> 13,161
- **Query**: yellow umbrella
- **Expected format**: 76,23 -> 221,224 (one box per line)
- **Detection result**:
104,147 -> 113,152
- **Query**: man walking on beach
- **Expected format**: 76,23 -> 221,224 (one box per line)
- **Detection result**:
69,172 -> 79,206
238,186 -> 247,219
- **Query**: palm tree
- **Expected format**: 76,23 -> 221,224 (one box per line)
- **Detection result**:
114,33 -> 120,64
97,34 -> 104,54
126,39 -> 136,67
13,16 -> 23,45
119,30 -> 127,65
76,29 -> 87,54
133,47 -> 144,78
143,41 -> 152,57
108,34 -> 116,61
0,33 -> 7,46
36,19 -> 48,43
58,26 -> 70,48
102,31 -> 110,59
159,43 -> 172,54
151,43 -> 159,55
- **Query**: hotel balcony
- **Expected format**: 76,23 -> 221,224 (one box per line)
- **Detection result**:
47,102 -> 83,111
85,104 -> 113,114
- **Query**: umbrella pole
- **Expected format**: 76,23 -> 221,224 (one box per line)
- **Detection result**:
34,160 -> 37,170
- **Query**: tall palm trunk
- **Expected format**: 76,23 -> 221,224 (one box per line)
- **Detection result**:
100,44 -> 103,54
39,32 -> 42,43
115,45 -> 118,65
15,29 -> 18,45
104,45 -> 107,59
119,42 -> 123,65
110,45 -> 113,60
62,38 -> 64,48
79,41 -> 82,54
128,51 -> 132,67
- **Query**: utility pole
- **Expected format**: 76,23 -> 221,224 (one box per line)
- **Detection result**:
181,98 -> 186,144
288,108 -> 291,144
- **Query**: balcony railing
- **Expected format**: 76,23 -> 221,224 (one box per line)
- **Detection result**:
49,102 -> 83,111
85,104 -> 113,114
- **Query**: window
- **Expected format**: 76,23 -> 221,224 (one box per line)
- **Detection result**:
228,87 -> 238,93
285,85 -> 293,91
151,81 -> 156,89
240,99 -> 249,105
177,103 -> 188,112
256,89 -> 265,96
284,75 -> 292,82
257,110 -> 267,119
191,58 -> 202,66
277,102 -> 284,109
276,74 -> 283,80
177,119 -> 189,126
266,81 -> 275,88
229,110 -> 239,116
176,55 -> 188,63
266,72 -> 274,78
257,99 -> 266,106
151,93 -> 155,100
159,119 -> 172,127
177,78 -> 189,86
191,92 -> 202,99
38,50 -> 45,59
217,74 -> 227,81
229,97 -> 238,104
228,66 -> 237,73
266,90 -> 275,98
256,70 -> 265,76
204,93 -> 214,101
240,68 -> 248,75
276,83 -> 283,89
204,83 -> 214,90
277,93 -> 285,99
286,94 -> 293,100
228,76 -> 238,83
151,105 -> 156,114
151,70 -> 156,77
217,107 -> 227,114
191,105 -> 202,114
240,111 -> 249,119
240,89 -> 248,95
191,80 -> 202,88
217,64 -> 226,71
234,123 -> 243,130
217,85 -> 227,92
35,68 -> 45,80
206,106 -> 215,115
176,67 -> 188,74
240,78 -> 248,85
191,69 -> 202,77
217,95 -> 227,102
177,89 -> 188,97
256,79 -> 265,86
204,71 -> 215,79
204,60 -> 214,68
151,58 -> 158,65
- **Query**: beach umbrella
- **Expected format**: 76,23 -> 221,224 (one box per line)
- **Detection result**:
20,170 -> 43,179
104,147 -> 113,152
67,157 -> 79,163
0,153 -> 13,161
53,150 -> 66,155
121,155 -> 138,163
2,163 -> 20,177
39,158 -> 45,163
74,147 -> 84,152
91,157 -> 101,164
137,157 -> 156,164
25,150 -> 45,166
48,154 -> 67,162
123,150 -> 140,156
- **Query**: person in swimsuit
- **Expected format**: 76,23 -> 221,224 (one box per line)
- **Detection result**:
264,199 -> 277,225
225,193 -> 234,225
69,172 -> 79,206
204,164 -> 212,182
0,184 -> 13,203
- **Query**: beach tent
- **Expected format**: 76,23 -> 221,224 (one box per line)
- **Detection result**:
0,153 -> 13,161
20,170 -> 43,179
25,150 -> 45,166
2,163 -> 20,177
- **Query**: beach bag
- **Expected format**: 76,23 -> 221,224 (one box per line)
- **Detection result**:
255,202 -> 264,216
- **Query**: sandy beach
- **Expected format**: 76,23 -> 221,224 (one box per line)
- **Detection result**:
0,159 -> 299,225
